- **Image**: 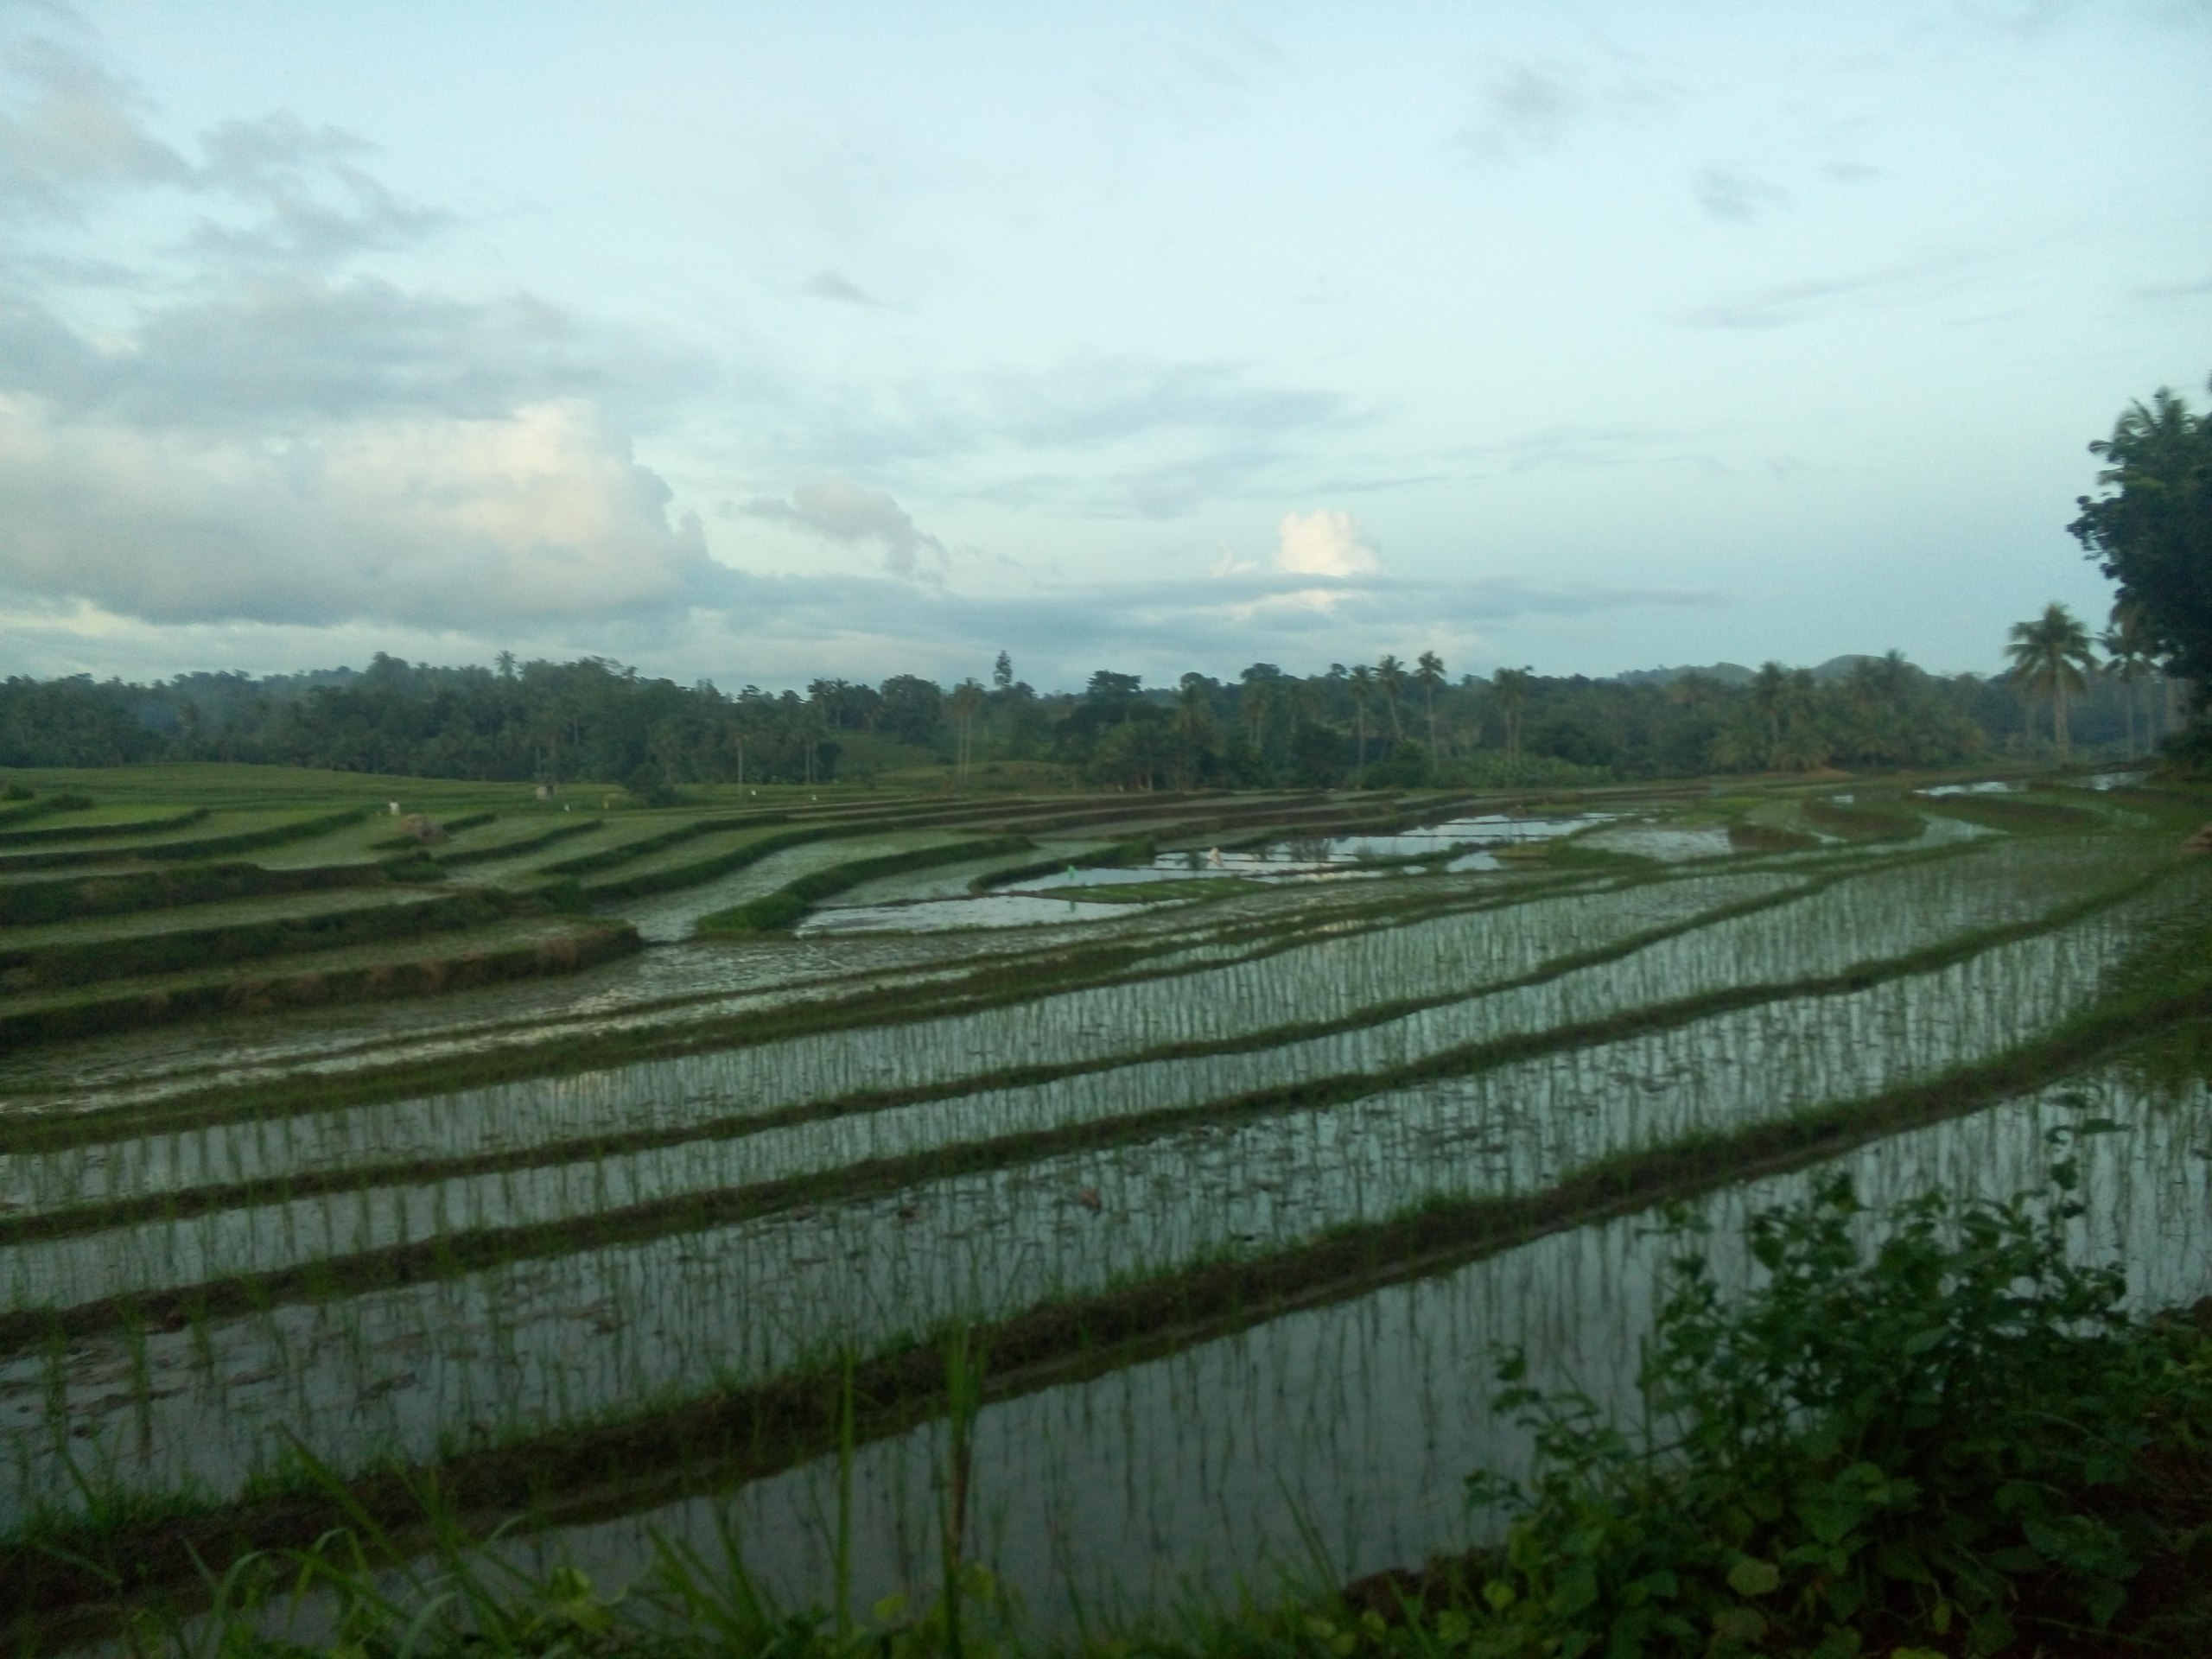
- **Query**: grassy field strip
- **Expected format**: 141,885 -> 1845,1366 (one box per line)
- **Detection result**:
0,918 -> 638,1052
4,836 -> 2130,1204
0,939 -> 2195,1535
429,817 -> 606,866
0,881 -> 423,954
0,858 -> 393,929
0,869 -> 1807,1202
0,885 -> 525,994
525,1072 -> 2212,1636
0,814 -> 299,874
610,831 -> 978,939
570,823 -> 823,885
0,885 -> 2172,1333
0,807 -> 208,846
696,836 -> 1040,932
811,840 -> 1127,908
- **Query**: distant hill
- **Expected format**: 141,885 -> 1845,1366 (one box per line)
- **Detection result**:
1615,655 -> 1920,688
1612,663 -> 1757,687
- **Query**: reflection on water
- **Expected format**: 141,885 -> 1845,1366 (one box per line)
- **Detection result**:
800,894 -> 1134,934
1577,823 -> 1733,861
1922,780 -> 2027,797
535,1068 -> 2212,1634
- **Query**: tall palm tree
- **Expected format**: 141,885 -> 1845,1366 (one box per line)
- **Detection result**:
1374,655 -> 1407,742
1346,665 -> 1376,772
2005,603 -> 2097,759
1414,651 -> 1446,760
1491,667 -> 1534,772
2101,601 -> 2158,756
949,678 -> 986,780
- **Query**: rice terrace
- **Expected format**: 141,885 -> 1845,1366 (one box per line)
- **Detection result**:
4,6 -> 2212,1656
1,746 -> 2209,1654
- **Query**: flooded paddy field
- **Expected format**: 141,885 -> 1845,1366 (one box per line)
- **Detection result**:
3,763 -> 2210,1642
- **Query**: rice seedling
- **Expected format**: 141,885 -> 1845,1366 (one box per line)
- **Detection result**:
5,769 -> 2209,1650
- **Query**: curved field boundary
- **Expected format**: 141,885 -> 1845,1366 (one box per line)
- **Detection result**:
1802,796 -> 1926,841
0,807 -> 207,846
0,793 -> 92,829
434,817 -> 606,868
574,822 -> 875,903
3,855 -> 2174,1334
0,886 -> 534,994
537,811 -> 792,876
972,835 -> 1156,893
0,806 -> 372,877
0,865 -> 1877,1240
8,975 -> 2200,1621
0,860 -> 390,928
696,835 -> 1039,932
0,921 -> 641,1054
1910,792 -> 2101,832
366,810 -> 499,850
0,843 -> 1974,1153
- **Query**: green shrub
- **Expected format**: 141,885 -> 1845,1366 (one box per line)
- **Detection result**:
1427,1150 -> 2211,1657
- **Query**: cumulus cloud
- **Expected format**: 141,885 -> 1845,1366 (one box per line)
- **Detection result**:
741,477 -> 945,576
1274,508 -> 1380,577
0,395 -> 722,629
0,27 -> 189,217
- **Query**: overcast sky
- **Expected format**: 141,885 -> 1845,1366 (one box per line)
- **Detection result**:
1,2 -> 2206,690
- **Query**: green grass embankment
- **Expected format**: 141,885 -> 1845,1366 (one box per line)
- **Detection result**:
1910,791 -> 2101,833
0,859 -> 391,926
0,806 -> 372,874
0,806 -> 206,844
0,886 -> 533,992
0,917 -> 641,1052
1801,795 -> 1927,841
696,836 -> 1038,932
435,817 -> 606,868
0,791 -> 91,828
970,835 -> 1156,893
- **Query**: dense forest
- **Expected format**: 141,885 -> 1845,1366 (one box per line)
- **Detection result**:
0,638 -> 2181,794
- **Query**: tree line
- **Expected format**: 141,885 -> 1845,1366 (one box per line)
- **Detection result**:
0,642 -> 2167,794
5,376 -> 2200,792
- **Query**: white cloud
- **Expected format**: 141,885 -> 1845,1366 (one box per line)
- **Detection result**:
1274,508 -> 1379,577
741,477 -> 945,576
0,395 -> 721,629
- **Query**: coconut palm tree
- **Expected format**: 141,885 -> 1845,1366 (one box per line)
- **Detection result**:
949,678 -> 986,780
2005,603 -> 2097,759
1375,654 -> 1407,742
1347,665 -> 1376,772
2101,601 -> 2158,756
1491,666 -> 1534,772
1414,651 -> 1446,760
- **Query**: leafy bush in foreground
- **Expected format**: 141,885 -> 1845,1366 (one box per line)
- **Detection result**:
92,1158 -> 2212,1658
1398,1152 -> 2212,1657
